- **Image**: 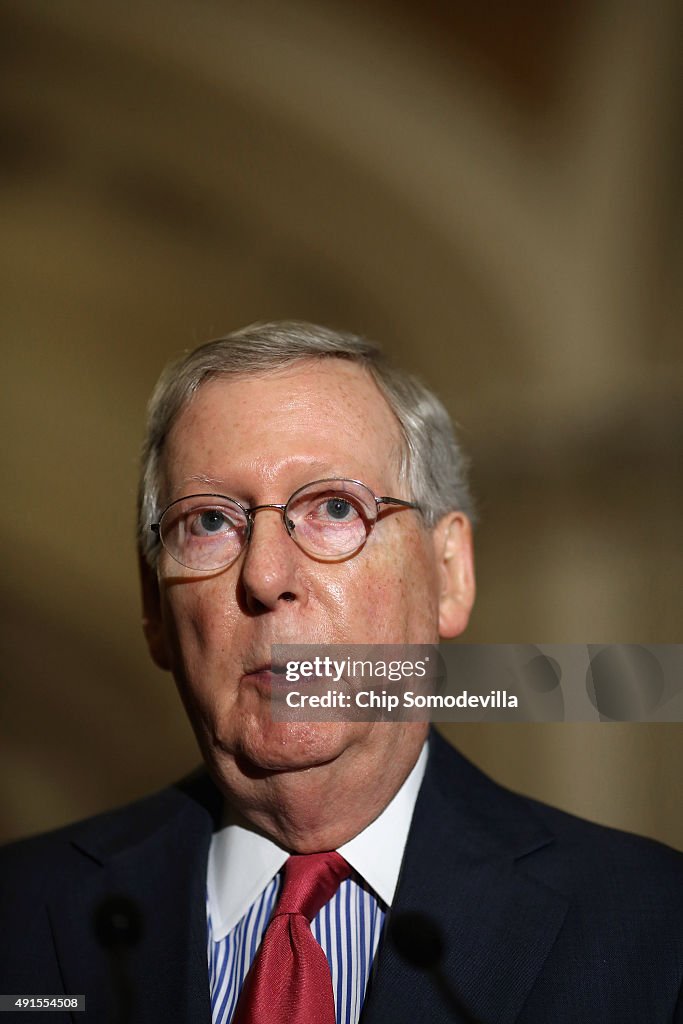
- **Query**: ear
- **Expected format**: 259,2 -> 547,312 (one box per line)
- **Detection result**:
432,512 -> 476,639
138,552 -> 171,671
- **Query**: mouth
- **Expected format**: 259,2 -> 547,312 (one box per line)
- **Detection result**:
240,663 -> 290,692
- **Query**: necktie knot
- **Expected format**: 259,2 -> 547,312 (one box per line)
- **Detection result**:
274,851 -> 351,921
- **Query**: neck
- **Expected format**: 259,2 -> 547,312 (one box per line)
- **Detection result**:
207,724 -> 427,852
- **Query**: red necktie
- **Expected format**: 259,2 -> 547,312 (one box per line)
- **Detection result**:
232,851 -> 351,1024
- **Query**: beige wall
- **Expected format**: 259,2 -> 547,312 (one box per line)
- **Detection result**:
1,0 -> 681,848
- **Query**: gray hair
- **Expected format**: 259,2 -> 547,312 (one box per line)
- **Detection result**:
138,321 -> 474,565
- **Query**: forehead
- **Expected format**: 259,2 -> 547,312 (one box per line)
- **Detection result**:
161,359 -> 405,497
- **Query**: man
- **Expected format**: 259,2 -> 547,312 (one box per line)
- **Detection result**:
2,321 -> 682,1023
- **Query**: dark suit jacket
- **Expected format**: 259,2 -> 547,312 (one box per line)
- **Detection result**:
2,730 -> 682,1023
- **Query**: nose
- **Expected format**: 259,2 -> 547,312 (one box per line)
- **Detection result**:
239,506 -> 303,614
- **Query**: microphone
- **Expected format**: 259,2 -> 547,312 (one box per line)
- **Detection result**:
390,910 -> 444,969
93,895 -> 143,1024
390,911 -> 481,1023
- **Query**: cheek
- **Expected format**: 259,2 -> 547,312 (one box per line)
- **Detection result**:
160,586 -> 247,744
344,531 -> 440,642
160,581 -> 238,680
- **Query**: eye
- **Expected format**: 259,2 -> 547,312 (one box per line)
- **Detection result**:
284,480 -> 377,558
188,507 -> 239,537
283,481 -> 375,559
304,494 -> 363,525
323,497 -> 355,521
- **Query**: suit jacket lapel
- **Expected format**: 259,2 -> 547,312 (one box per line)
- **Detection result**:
361,731 -> 569,1024
47,773 -> 221,1024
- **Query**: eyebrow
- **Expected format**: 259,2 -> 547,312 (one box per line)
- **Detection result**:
177,464 -> 352,496
182,473 -> 230,490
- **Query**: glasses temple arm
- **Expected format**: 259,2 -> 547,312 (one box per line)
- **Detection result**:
377,497 -> 421,510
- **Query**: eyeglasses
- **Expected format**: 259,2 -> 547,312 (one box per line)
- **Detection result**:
151,478 -> 420,572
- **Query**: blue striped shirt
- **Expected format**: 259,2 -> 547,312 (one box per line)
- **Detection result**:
206,742 -> 428,1024
207,872 -> 385,1024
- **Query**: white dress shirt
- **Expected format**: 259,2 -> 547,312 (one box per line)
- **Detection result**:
207,741 -> 428,1024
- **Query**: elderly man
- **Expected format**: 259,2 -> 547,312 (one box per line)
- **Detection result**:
2,321 -> 682,1023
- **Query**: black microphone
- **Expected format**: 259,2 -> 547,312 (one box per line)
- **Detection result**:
93,895 -> 143,1024
390,911 -> 481,1023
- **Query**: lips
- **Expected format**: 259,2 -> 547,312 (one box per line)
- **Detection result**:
241,664 -> 290,690
243,662 -> 271,677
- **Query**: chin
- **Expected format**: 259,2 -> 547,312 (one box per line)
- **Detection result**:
222,718 -> 360,775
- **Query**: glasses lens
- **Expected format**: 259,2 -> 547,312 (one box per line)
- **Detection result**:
159,495 -> 248,570
285,480 -> 377,559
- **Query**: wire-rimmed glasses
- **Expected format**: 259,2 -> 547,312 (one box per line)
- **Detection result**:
151,477 -> 420,571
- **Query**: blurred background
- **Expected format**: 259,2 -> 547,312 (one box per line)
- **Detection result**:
1,0 -> 681,848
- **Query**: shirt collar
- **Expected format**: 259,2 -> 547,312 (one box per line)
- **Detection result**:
207,740 -> 429,941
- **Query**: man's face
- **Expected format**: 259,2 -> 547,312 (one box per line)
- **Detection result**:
144,359 -> 473,792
